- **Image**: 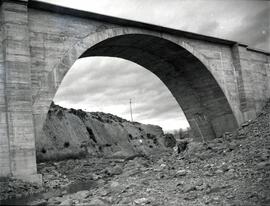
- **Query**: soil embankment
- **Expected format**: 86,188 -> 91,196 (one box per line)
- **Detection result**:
37,102 -> 171,162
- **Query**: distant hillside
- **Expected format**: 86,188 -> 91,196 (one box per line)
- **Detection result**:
36,102 -> 173,161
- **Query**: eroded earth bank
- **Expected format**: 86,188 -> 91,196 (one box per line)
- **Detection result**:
1,101 -> 269,206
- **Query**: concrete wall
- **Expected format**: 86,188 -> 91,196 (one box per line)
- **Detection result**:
0,1 -> 41,183
236,47 -> 270,119
0,0 -> 269,182
0,2 -> 10,177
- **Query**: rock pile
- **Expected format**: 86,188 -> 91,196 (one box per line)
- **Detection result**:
0,178 -> 43,200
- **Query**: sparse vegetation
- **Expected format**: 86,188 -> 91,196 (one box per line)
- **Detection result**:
128,134 -> 133,139
163,133 -> 176,148
63,141 -> 70,148
173,127 -> 192,140
69,108 -> 87,120
146,133 -> 159,145
56,110 -> 64,120
41,147 -> 46,154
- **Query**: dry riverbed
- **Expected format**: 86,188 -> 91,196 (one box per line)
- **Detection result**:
1,101 -> 270,206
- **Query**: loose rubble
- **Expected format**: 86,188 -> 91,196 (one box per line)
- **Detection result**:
1,100 -> 269,205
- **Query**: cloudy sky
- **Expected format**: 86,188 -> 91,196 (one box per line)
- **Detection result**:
43,0 -> 269,132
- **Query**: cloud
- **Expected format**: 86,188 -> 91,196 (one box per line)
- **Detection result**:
197,21 -> 219,36
54,57 -> 188,131
228,7 -> 270,50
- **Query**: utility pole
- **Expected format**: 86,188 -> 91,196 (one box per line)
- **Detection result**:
129,98 -> 133,122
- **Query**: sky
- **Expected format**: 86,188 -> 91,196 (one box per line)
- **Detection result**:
55,57 -> 189,131
42,0 -> 270,132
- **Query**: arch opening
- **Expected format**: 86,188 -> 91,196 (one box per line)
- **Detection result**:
75,34 -> 238,141
54,56 -> 189,132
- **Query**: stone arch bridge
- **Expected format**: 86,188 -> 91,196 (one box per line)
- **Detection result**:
0,0 -> 269,182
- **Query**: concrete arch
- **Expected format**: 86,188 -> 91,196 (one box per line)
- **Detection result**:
37,28 -> 238,141
53,28 -> 213,89
1,0 -> 269,182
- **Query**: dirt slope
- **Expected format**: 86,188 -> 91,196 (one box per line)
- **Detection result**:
36,103 -> 169,161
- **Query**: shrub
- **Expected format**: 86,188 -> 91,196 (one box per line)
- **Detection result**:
41,147 -> 46,154
64,141 -> 70,148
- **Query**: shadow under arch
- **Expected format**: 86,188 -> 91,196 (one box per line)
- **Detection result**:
40,32 -> 239,141
73,34 -> 237,140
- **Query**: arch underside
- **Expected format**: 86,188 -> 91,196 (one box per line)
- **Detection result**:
78,34 -> 238,140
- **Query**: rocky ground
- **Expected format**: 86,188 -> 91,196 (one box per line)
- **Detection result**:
1,101 -> 270,205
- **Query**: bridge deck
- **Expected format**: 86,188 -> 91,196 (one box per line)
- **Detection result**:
25,1 -> 269,54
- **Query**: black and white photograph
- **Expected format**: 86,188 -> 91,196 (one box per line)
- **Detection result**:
0,0 -> 269,205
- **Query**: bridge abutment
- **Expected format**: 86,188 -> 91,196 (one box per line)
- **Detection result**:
0,0 -> 41,183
